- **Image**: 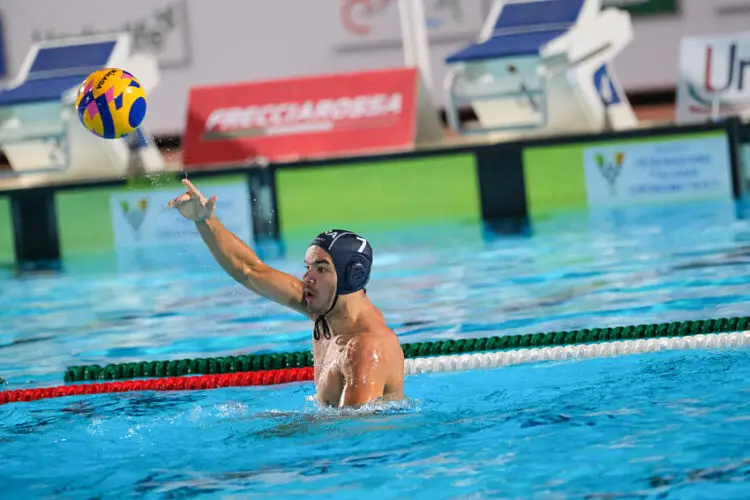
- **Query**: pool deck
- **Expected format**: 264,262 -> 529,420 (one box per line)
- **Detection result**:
0,107 -> 676,194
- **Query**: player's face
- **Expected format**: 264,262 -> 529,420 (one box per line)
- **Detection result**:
303,246 -> 337,314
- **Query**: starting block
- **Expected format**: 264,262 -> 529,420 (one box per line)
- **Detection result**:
0,33 -> 164,184
443,0 -> 638,136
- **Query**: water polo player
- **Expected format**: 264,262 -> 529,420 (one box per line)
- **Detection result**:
167,179 -> 404,408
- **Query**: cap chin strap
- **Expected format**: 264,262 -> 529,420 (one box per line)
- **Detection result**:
313,293 -> 339,340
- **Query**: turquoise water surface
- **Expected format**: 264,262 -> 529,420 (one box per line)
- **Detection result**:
2,200 -> 750,498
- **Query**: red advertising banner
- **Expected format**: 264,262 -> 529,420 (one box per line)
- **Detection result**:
182,67 -> 420,167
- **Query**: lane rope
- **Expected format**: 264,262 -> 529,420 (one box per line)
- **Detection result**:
0,368 -> 313,406
405,331 -> 750,374
63,316 -> 750,382
3,331 -> 749,406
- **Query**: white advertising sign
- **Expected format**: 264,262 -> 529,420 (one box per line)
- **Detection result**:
583,134 -> 733,206
109,180 -> 253,250
29,0 -> 192,69
333,0 -> 487,52
676,32 -> 750,124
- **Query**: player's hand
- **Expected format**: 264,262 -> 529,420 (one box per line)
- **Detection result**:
167,179 -> 217,222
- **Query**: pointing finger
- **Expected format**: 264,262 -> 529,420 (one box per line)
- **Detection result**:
182,179 -> 205,200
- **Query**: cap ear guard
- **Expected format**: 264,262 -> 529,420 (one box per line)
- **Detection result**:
342,253 -> 371,294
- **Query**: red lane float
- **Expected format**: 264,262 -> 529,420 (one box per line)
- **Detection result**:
0,367 -> 314,405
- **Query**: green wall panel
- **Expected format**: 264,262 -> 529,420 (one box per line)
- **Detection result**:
275,154 -> 481,240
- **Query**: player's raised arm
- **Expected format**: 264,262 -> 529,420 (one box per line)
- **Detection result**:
167,179 -> 308,316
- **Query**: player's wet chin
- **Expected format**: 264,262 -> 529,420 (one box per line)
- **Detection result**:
306,291 -> 333,314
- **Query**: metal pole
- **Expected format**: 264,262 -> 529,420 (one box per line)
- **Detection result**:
409,0 -> 433,88
398,0 -> 416,67
398,0 -> 433,88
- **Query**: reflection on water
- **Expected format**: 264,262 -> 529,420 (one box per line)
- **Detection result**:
4,203 -> 750,391
0,347 -> 749,498
2,201 -> 750,496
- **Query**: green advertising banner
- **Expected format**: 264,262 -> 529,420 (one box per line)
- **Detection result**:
522,130 -> 733,216
0,196 -> 14,264
602,0 -> 678,16
55,175 -> 253,257
275,153 -> 481,241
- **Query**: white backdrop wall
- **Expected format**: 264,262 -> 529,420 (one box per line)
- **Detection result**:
1,0 -> 748,135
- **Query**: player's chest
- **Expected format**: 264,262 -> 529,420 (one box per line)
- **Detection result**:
313,340 -> 346,404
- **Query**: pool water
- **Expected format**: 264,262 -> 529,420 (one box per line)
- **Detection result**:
2,199 -> 750,498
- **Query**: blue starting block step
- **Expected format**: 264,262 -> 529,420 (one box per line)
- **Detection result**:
447,0 -> 584,62
0,41 -> 116,106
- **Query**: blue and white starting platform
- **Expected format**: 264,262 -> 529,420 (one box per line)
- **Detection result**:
443,0 -> 638,136
0,33 -> 163,187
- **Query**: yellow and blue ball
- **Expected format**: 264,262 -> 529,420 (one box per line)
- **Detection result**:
75,68 -> 147,139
